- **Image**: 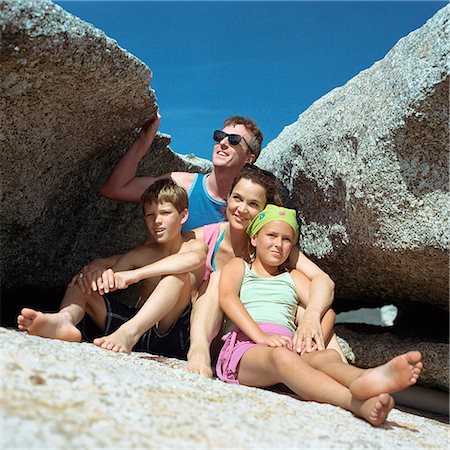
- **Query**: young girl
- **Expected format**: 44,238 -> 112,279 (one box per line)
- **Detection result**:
216,204 -> 423,426
187,166 -> 341,377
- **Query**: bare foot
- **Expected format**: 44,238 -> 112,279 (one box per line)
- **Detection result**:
185,348 -> 213,378
17,308 -> 81,342
350,351 -> 423,400
93,325 -> 139,354
357,393 -> 395,427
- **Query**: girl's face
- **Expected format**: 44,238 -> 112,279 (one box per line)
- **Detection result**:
251,221 -> 295,266
227,178 -> 267,231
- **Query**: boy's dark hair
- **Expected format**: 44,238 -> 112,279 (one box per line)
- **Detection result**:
230,164 -> 284,207
140,178 -> 188,213
223,116 -> 263,161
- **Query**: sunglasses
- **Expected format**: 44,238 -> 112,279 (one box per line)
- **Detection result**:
213,130 -> 253,153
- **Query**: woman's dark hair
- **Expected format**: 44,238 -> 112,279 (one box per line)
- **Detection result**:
230,164 -> 284,206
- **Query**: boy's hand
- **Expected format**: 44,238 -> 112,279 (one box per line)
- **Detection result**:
293,313 -> 324,354
113,270 -> 139,290
69,259 -> 110,294
255,333 -> 293,348
91,268 -> 116,295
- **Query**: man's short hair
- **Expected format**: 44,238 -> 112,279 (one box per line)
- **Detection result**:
223,116 -> 263,161
140,178 -> 188,213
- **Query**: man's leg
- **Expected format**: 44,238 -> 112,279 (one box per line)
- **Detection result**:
186,271 -> 223,377
93,273 -> 191,354
17,284 -> 107,342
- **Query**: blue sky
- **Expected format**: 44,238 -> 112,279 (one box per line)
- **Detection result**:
56,1 -> 445,160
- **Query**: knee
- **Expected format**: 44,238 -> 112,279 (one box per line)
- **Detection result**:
271,347 -> 298,373
306,348 -> 341,368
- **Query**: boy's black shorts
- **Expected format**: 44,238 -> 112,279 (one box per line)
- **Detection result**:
79,295 -> 191,360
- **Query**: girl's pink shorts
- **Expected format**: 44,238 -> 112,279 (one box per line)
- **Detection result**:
216,322 -> 294,384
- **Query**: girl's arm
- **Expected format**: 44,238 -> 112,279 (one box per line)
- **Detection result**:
288,247 -> 335,352
219,258 -> 292,348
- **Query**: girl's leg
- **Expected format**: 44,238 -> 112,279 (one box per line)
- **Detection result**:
238,346 -> 394,426
302,349 -> 423,400
186,271 -> 223,377
17,284 -> 106,342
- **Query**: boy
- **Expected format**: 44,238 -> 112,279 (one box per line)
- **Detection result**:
17,179 -> 207,358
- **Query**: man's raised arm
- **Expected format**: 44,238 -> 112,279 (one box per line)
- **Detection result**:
100,113 -> 166,203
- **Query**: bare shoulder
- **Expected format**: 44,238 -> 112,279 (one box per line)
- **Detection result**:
180,236 -> 208,253
171,172 -> 197,191
189,226 -> 204,241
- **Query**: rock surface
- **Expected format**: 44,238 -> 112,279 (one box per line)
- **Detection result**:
2,328 -> 448,449
335,324 -> 448,391
257,6 -> 449,311
0,1 -> 211,308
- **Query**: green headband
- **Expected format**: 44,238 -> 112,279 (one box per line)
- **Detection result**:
247,204 -> 299,244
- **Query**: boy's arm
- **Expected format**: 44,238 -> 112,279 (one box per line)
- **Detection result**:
69,254 -> 122,294
290,266 -> 332,353
219,259 -> 292,348
115,239 -> 207,287
94,239 -> 207,293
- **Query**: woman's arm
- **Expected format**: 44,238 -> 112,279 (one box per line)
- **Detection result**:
289,254 -> 335,353
220,259 -> 292,348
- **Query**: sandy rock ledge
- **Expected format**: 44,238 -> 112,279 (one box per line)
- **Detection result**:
1,328 -> 447,449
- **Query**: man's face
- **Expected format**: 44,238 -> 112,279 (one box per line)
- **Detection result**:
143,201 -> 187,243
211,123 -> 255,170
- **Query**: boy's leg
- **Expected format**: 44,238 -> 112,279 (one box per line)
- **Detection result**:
93,273 -> 190,354
17,284 -> 107,342
237,346 -> 394,427
186,271 -> 223,377
301,349 -> 423,400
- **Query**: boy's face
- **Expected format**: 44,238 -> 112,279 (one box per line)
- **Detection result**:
144,201 -> 188,243
251,221 -> 295,266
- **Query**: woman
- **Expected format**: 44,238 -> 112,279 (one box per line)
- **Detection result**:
186,165 -> 341,377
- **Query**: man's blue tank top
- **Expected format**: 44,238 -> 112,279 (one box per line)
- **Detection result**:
183,174 -> 227,230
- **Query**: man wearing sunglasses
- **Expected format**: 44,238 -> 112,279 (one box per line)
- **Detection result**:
100,112 -> 263,230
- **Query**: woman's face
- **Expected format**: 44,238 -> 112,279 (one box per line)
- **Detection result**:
227,178 -> 267,231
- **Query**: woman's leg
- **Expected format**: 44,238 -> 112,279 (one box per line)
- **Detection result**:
301,349 -> 423,400
186,271 -> 224,377
237,346 -> 394,426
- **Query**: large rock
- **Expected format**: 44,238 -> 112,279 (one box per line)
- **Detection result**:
335,324 -> 449,391
257,7 -> 449,312
0,0 -> 211,319
2,328 -> 448,448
